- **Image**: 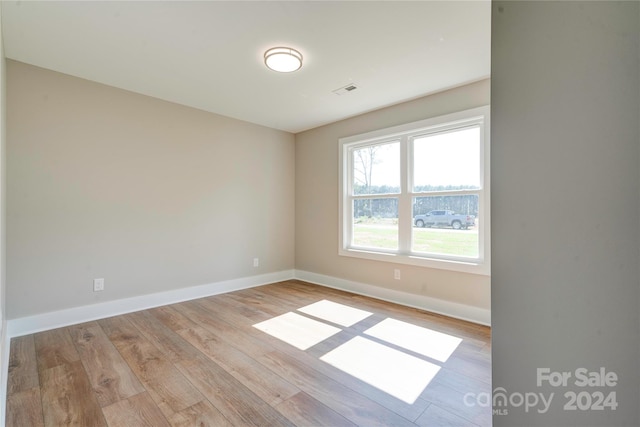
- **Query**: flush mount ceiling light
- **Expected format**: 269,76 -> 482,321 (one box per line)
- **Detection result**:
264,47 -> 303,73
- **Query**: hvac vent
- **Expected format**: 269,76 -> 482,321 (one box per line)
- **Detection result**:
333,83 -> 359,95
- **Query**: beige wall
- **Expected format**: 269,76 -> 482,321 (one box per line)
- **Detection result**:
6,61 -> 295,319
295,80 -> 490,311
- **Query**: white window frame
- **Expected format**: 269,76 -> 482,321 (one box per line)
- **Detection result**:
339,106 -> 490,275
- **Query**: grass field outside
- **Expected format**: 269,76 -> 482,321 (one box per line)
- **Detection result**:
353,221 -> 478,258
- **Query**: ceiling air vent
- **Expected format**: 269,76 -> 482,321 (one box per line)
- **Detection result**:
333,83 -> 359,96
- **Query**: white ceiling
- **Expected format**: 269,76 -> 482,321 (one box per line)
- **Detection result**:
1,1 -> 490,133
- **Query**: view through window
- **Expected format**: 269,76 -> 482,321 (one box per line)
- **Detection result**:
339,106 -> 490,274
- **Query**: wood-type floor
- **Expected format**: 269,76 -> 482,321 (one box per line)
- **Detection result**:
6,280 -> 491,426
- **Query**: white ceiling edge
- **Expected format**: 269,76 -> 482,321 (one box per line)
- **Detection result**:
1,1 -> 491,133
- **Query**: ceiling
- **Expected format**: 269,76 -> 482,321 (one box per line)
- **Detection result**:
1,1 -> 491,134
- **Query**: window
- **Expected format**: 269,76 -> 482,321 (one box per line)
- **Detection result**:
339,106 -> 490,275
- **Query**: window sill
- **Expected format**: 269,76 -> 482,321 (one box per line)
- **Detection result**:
339,247 -> 490,276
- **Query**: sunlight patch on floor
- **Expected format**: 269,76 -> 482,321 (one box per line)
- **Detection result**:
298,300 -> 373,327
364,318 -> 462,362
253,312 -> 341,350
320,336 -> 440,404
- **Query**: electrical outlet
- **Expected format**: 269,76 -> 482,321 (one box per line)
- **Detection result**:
394,269 -> 401,280
93,278 -> 105,292
253,258 -> 259,267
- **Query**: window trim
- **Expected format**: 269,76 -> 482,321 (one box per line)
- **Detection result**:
338,106 -> 490,276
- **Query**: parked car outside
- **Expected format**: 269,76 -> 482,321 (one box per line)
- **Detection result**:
413,210 -> 475,230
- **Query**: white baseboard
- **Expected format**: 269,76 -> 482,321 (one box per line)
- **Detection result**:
7,269 -> 295,338
4,265 -> 488,347
294,270 -> 491,326
5,268 -> 489,338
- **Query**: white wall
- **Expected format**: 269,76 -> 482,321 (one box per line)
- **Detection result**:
6,61 -> 295,319
295,80 -> 490,322
491,2 -> 639,425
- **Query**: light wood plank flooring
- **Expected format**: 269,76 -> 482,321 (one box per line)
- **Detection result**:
6,280 -> 491,426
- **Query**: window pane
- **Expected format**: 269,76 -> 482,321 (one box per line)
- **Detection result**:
413,127 -> 480,191
352,141 -> 400,195
353,198 -> 398,250
412,195 -> 479,258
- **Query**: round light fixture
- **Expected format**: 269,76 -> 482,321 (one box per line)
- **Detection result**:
264,47 -> 303,73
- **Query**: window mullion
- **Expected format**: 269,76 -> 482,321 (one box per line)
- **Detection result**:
412,189 -> 482,197
398,136 -> 411,254
351,194 -> 400,200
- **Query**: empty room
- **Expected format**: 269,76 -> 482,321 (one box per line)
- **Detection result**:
1,2 -> 639,427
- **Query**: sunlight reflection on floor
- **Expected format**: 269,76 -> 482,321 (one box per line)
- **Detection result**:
253,312 -> 341,350
320,336 -> 441,404
253,299 -> 464,404
364,317 -> 462,362
298,299 -> 372,327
